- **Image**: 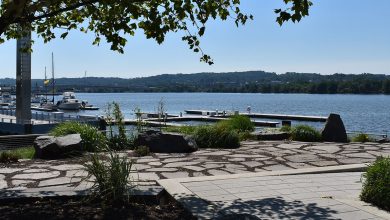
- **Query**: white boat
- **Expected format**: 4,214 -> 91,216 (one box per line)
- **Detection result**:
57,92 -> 81,110
0,92 -> 13,106
31,94 -> 47,103
40,101 -> 58,111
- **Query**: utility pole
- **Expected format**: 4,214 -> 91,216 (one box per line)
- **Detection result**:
15,32 -> 32,124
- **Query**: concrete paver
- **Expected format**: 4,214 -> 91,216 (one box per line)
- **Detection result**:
159,169 -> 390,219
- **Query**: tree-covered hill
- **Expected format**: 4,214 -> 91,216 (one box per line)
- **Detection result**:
1,71 -> 390,94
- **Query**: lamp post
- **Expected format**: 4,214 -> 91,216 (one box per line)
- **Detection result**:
15,31 -> 32,124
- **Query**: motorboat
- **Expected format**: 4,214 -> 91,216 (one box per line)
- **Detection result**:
0,92 -> 13,106
31,94 -> 47,103
56,92 -> 81,110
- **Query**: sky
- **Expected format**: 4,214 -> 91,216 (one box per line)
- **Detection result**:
0,0 -> 389,79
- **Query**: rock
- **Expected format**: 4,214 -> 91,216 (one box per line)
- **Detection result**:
321,114 -> 348,143
252,131 -> 290,141
34,134 -> 83,159
135,130 -> 198,153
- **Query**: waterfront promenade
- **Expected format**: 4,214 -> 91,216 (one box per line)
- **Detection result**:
1,140 -> 390,219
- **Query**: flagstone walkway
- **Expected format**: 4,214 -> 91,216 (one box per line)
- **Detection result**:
1,141 -> 389,192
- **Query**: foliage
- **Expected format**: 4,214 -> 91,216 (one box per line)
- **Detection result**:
156,98 -> 167,130
290,125 -> 321,142
50,121 -> 106,151
105,102 -> 133,150
360,157 -> 390,211
9,72 -> 390,94
194,125 -> 240,149
163,125 -> 197,135
217,115 -> 255,133
134,145 -> 150,157
84,149 -> 133,205
352,133 -> 374,142
0,1 -> 310,64
0,146 -> 35,163
280,126 -> 292,133
134,107 -> 146,134
0,151 -> 19,163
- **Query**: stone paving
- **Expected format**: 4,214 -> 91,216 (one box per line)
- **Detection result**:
159,170 -> 390,219
1,141 -> 390,191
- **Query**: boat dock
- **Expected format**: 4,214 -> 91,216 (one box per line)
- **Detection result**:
119,116 -> 279,127
184,110 -> 328,122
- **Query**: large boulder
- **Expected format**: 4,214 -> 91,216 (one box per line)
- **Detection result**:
321,113 -> 348,143
135,130 -> 198,153
34,134 -> 83,159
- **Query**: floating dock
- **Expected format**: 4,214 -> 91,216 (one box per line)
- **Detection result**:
184,110 -> 328,122
119,116 -> 279,127
80,106 -> 99,110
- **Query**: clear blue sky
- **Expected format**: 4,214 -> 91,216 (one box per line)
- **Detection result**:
0,0 -> 389,79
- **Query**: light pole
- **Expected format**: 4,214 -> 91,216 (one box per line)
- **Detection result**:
15,32 -> 32,124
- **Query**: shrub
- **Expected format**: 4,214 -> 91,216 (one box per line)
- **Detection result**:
352,133 -> 373,142
194,125 -> 240,149
280,125 -> 292,133
84,149 -> 133,205
0,151 -> 19,163
0,146 -> 35,163
134,145 -> 150,157
360,157 -> 390,211
50,121 -> 107,152
106,102 -> 133,150
163,126 -> 197,135
217,115 -> 255,132
290,125 -> 322,142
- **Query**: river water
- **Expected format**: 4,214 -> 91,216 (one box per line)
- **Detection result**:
61,93 -> 390,134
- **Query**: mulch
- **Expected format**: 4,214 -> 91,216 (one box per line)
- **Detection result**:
0,197 -> 196,220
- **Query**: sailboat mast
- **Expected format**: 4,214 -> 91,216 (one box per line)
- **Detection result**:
51,52 -> 55,103
44,66 -> 47,101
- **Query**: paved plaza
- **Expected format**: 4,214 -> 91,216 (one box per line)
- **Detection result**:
158,169 -> 390,219
1,140 -> 390,219
1,141 -> 390,191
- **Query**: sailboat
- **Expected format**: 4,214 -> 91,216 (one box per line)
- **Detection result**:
40,53 -> 58,111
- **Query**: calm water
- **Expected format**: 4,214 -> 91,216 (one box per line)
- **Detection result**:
66,93 -> 390,134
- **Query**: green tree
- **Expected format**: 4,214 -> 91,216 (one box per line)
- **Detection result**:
0,0 -> 311,64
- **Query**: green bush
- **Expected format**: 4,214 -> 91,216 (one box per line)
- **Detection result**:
84,150 -> 133,205
290,125 -> 322,142
217,115 -> 255,132
134,145 -> 150,157
194,125 -> 240,149
352,133 -> 373,142
106,102 -> 134,150
360,157 -> 390,211
0,151 -> 19,163
280,125 -> 292,133
0,146 -> 35,163
50,121 -> 106,152
163,126 -> 197,135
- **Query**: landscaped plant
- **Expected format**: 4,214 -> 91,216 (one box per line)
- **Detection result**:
0,146 -> 35,163
217,115 -> 255,133
84,149 -> 133,205
352,133 -> 373,142
360,157 -> 390,211
134,107 -> 147,134
50,121 -> 106,152
290,125 -> 322,142
163,125 -> 197,135
105,102 -> 133,150
280,125 -> 292,133
134,145 -> 150,157
194,125 -> 240,149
